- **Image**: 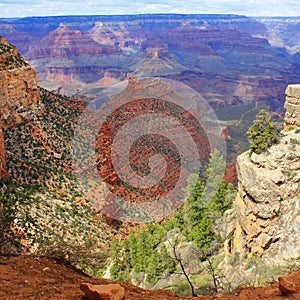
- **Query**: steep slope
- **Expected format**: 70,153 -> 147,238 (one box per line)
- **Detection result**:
0,37 -> 111,264
0,36 -> 39,126
1,36 -> 300,298
0,36 -> 39,179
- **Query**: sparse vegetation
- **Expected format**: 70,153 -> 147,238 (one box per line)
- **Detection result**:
0,178 -> 36,253
1,88 -> 111,274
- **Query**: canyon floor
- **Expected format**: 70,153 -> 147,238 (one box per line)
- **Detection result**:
0,255 -> 300,299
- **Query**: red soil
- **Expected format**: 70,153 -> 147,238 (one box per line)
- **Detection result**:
1,255 -> 300,299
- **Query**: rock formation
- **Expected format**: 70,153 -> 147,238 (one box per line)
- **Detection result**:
284,84 -> 300,130
1,15 -> 299,110
25,23 -> 125,95
226,84 -> 300,260
278,275 -> 297,295
0,38 -> 39,124
0,37 -> 40,178
80,283 -> 125,300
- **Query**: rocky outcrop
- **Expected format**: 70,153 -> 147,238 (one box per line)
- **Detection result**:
0,66 -> 39,127
278,275 -> 297,295
284,84 -> 300,130
0,37 -> 40,127
0,37 -> 40,178
227,84 -> 300,260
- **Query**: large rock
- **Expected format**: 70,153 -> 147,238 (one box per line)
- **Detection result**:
226,84 -> 300,260
80,283 -> 125,300
0,37 -> 40,128
284,84 -> 300,130
278,270 -> 300,295
278,276 -> 297,295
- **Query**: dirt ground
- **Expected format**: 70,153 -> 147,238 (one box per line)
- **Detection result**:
0,255 -> 300,300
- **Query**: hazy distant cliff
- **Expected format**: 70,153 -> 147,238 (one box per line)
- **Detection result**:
1,14 -> 299,111
227,84 -> 300,260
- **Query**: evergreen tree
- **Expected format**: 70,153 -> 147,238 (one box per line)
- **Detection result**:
108,150 -> 235,287
204,149 -> 226,206
180,150 -> 234,252
246,109 -> 279,155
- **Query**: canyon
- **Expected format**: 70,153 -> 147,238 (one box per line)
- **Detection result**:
1,15 -> 300,298
0,14 -> 299,113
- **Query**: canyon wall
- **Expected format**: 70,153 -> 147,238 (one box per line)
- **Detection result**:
1,15 -> 299,112
226,84 -> 300,260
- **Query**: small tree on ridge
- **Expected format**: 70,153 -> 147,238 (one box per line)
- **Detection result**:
246,109 -> 279,155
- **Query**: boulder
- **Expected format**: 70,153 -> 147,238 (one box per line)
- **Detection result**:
278,276 -> 297,295
80,283 -> 125,300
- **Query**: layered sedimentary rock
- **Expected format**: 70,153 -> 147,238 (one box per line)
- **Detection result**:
0,37 -> 39,126
0,37 -> 40,178
1,15 -> 299,110
25,23 -> 125,95
226,84 -> 300,260
284,84 -> 300,130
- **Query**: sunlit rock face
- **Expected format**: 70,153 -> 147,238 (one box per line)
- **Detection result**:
0,37 -> 40,178
284,84 -> 300,131
226,84 -> 300,261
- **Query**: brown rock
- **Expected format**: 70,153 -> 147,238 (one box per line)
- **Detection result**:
0,37 -> 40,130
278,276 -> 297,295
80,283 -> 125,300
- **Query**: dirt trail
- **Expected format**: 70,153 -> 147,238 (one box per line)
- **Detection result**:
236,102 -> 259,127
0,255 -> 300,299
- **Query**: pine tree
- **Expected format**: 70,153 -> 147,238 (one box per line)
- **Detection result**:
246,109 -> 279,155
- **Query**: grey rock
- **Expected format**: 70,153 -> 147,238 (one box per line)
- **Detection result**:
227,84 -> 300,261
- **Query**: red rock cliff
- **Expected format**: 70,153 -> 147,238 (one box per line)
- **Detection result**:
0,37 -> 40,178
